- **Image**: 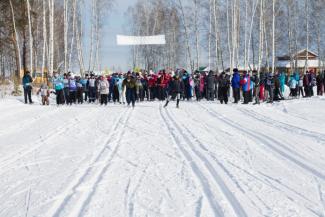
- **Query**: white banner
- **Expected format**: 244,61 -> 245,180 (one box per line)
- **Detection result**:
116,35 -> 166,46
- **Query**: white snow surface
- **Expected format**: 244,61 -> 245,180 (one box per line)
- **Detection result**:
0,96 -> 325,217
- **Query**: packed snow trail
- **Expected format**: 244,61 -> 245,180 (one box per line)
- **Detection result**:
0,97 -> 325,217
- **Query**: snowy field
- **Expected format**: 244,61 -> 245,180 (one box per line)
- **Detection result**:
0,96 -> 325,217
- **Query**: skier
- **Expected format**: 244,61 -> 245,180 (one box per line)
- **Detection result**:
123,72 -> 137,108
98,76 -> 109,105
231,68 -> 240,103
22,71 -> 33,104
164,75 -> 184,108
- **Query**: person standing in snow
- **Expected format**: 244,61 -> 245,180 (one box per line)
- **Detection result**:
251,70 -> 260,105
37,83 -> 50,105
123,72 -> 137,108
68,75 -> 77,105
289,75 -> 298,98
22,71 -> 33,104
218,72 -> 230,104
265,72 -> 275,103
279,71 -> 286,96
76,76 -> 84,104
62,73 -> 70,104
231,68 -> 241,104
88,74 -> 97,103
206,70 -> 216,101
52,72 -> 65,105
240,71 -> 251,104
164,75 -> 184,108
98,76 -> 109,105
298,75 -> 304,97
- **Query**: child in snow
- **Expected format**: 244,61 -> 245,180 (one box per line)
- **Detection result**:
37,83 -> 50,106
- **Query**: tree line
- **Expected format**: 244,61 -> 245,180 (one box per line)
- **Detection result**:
0,0 -> 113,80
128,0 -> 325,74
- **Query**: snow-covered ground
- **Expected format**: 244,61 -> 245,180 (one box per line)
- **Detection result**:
0,96 -> 325,217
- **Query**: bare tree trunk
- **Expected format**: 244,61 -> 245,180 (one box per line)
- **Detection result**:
194,0 -> 199,70
178,0 -> 194,72
213,0 -> 219,71
247,0 -> 258,71
49,0 -> 54,76
41,0 -> 47,81
26,0 -> 33,76
305,0 -> 309,73
88,0 -> 95,73
258,0 -> 264,75
68,0 -> 77,71
64,0 -> 69,74
208,0 -> 212,69
9,0 -> 22,78
272,0 -> 276,74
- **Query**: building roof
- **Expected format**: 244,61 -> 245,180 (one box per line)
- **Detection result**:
277,49 -> 318,61
277,59 -> 323,68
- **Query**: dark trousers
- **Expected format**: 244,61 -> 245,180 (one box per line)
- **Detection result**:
77,87 -> 84,104
233,87 -> 240,103
143,86 -> 149,101
195,87 -> 201,101
219,87 -> 228,104
84,90 -> 88,101
299,87 -> 304,97
24,86 -> 32,104
126,88 -> 136,107
243,91 -> 250,104
89,87 -> 96,102
100,94 -> 108,105
69,91 -> 76,105
149,87 -> 156,100
56,89 -> 64,105
207,88 -> 214,101
63,87 -> 70,104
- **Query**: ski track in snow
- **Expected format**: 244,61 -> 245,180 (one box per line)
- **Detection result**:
0,107 -> 95,176
197,103 -> 325,181
46,109 -> 133,217
166,107 -> 248,217
1,97 -> 325,217
236,107 -> 325,143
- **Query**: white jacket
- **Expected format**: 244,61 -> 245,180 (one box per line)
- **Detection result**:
98,80 -> 109,95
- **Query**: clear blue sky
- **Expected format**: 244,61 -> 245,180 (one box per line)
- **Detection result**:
95,0 -> 136,72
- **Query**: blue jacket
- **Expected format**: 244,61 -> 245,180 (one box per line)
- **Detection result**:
53,76 -> 64,91
241,75 -> 251,92
231,72 -> 240,89
22,74 -> 33,88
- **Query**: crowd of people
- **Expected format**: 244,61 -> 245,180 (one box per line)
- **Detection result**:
21,68 -> 325,108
